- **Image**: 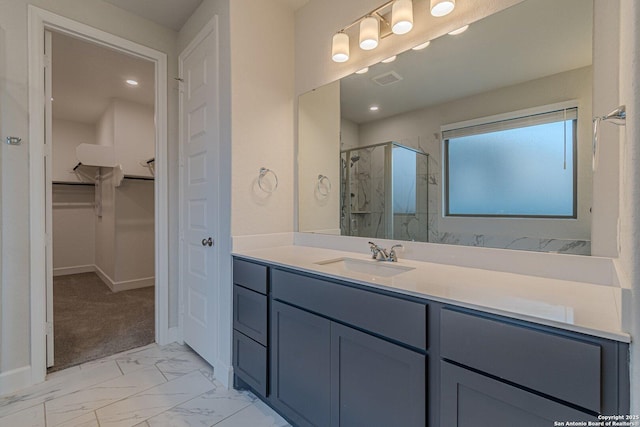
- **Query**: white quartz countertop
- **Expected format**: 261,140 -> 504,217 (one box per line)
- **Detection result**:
233,245 -> 630,343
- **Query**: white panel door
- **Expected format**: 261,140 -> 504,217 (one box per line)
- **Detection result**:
180,19 -> 220,364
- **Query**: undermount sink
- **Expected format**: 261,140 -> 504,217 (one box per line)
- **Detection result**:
315,257 -> 415,278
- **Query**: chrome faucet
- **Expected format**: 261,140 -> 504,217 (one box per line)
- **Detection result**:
368,242 -> 403,262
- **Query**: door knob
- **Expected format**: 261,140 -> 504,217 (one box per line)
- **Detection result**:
202,237 -> 213,247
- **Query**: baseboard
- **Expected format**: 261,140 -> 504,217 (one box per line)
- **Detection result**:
95,265 -> 154,292
214,359 -> 234,389
0,365 -> 32,397
53,264 -> 95,277
165,326 -> 180,345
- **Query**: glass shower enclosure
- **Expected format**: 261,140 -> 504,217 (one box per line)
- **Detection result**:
340,142 -> 429,242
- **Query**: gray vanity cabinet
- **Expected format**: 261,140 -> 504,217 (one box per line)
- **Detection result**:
440,308 -> 630,424
270,300 -> 332,427
330,322 -> 426,427
232,259 -> 269,398
270,268 -> 427,427
440,362 -> 597,426
232,256 -> 630,427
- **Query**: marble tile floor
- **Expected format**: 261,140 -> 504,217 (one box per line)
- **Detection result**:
0,343 -> 290,427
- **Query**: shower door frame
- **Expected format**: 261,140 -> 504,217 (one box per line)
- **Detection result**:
341,141 -> 427,240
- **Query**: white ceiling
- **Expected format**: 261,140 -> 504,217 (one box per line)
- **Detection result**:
102,0 -> 205,31
52,32 -> 155,124
340,0 -> 593,124
101,0 -> 309,31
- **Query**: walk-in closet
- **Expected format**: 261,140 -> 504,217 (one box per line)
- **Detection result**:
49,31 -> 156,371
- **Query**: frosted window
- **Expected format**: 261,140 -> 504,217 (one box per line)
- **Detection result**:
446,120 -> 575,217
393,147 -> 417,214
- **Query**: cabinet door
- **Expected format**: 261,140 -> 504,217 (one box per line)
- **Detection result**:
331,322 -> 426,427
271,301 -> 331,427
441,362 -> 597,427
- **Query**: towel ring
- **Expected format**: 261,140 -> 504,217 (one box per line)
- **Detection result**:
258,167 -> 278,193
317,174 -> 331,197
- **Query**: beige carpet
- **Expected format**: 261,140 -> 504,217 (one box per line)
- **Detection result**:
49,272 -> 154,372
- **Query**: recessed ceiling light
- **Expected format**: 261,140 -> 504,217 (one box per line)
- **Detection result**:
381,55 -> 397,64
125,79 -> 139,86
448,25 -> 469,36
412,40 -> 431,51
370,105 -> 380,111
355,67 -> 369,75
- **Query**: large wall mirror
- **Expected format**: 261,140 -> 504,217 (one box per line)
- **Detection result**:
298,0 -> 594,255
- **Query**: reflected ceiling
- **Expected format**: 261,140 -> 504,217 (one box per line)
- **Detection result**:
340,0 -> 592,124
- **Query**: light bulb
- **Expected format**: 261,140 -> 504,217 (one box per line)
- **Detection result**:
448,25 -> 469,35
430,0 -> 455,17
332,32 -> 350,63
392,0 -> 414,35
355,67 -> 369,74
412,40 -> 431,51
381,56 -> 397,64
359,16 -> 379,50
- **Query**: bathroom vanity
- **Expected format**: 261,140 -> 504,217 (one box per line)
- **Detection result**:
231,248 -> 630,427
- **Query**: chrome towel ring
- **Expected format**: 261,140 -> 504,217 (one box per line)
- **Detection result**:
258,167 -> 278,193
317,174 -> 331,197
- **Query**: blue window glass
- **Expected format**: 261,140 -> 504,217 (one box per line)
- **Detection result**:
446,119 -> 575,217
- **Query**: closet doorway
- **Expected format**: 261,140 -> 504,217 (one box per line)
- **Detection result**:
46,30 -> 157,372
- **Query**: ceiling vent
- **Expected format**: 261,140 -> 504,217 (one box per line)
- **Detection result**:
372,71 -> 403,86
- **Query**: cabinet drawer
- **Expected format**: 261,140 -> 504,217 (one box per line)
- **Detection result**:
233,331 -> 267,397
233,285 -> 267,346
272,269 -> 426,351
233,258 -> 267,294
441,308 -> 602,413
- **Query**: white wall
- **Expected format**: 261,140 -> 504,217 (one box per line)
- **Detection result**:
52,184 -> 95,274
298,80 -> 340,233
229,0 -> 295,237
94,101 -> 155,289
52,119 -> 96,182
112,99 -> 155,178
0,0 -> 177,378
114,180 -> 154,284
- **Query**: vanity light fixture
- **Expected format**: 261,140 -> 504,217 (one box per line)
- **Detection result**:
381,55 -> 397,63
430,0 -> 455,17
125,79 -> 139,86
359,16 -> 380,50
448,24 -> 469,35
391,0 -> 414,35
331,0 -> 453,63
412,40 -> 431,50
355,67 -> 370,74
332,32 -> 350,62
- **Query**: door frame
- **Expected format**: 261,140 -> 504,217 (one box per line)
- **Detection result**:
28,6 -> 170,384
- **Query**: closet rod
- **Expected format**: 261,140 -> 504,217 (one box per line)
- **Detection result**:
124,175 -> 154,181
53,181 -> 95,186
52,202 -> 95,208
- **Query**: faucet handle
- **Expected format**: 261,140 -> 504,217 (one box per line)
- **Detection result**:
389,244 -> 404,262
368,241 -> 380,259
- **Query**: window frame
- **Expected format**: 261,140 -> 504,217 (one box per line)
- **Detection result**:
442,101 -> 579,219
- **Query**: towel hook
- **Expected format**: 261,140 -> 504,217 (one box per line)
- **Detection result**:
258,167 -> 278,193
